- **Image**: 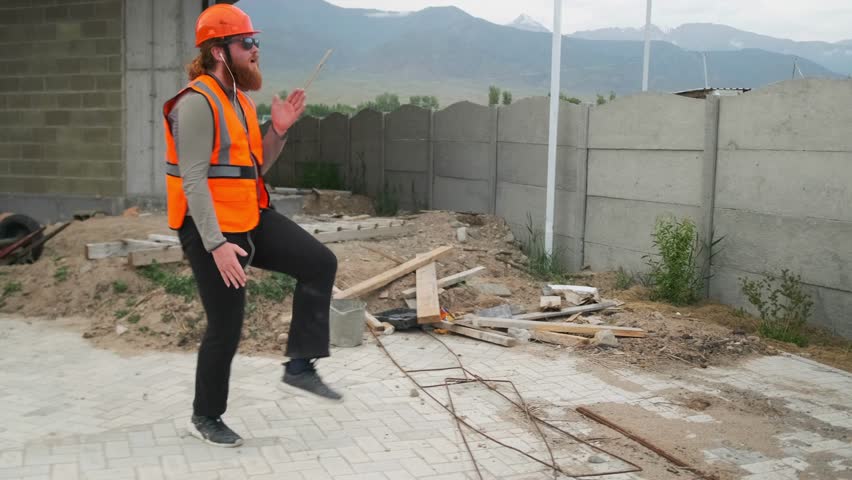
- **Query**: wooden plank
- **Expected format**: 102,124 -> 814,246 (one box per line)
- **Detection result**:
124,239 -> 166,249
147,234 -> 179,244
342,214 -> 371,221
459,316 -> 646,338
314,225 -> 416,244
514,301 -> 617,321
529,330 -> 590,346
437,321 -> 516,347
128,245 -> 184,267
416,262 -> 441,324
334,246 -> 453,299
86,240 -> 171,260
401,266 -> 486,299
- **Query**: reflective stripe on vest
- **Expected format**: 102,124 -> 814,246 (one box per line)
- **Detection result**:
165,162 -> 257,180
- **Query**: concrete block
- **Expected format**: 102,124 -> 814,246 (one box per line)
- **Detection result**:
385,141 -> 428,172
432,141 -> 492,180
124,70 -> 154,196
433,102 -> 493,142
319,113 -> 348,167
710,266 -> 852,338
95,74 -> 122,91
583,242 -> 650,274
153,0 -> 180,69
125,0 -> 152,70
498,96 -> 587,146
497,143 -> 582,190
719,79 -> 852,152
716,150 -> 852,222
588,149 -> 703,206
385,105 -> 430,140
350,109 -> 383,197
432,176 -> 491,214
585,196 -> 703,253
712,208 -> 852,292
589,92 -> 705,150
95,38 -> 121,55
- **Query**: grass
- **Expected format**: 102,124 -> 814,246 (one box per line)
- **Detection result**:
114,309 -> 129,319
614,267 -> 635,290
112,281 -> 128,294
520,213 -> 573,284
297,162 -> 344,190
3,281 -> 22,297
53,266 -> 69,283
247,272 -> 296,302
137,263 -> 196,301
127,313 -> 141,324
374,181 -> 399,216
741,269 -> 813,347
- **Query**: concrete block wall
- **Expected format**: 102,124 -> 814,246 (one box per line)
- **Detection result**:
432,102 -> 497,214
319,113 -> 349,186
384,105 -> 431,211
0,0 -> 126,219
125,0 -> 199,205
496,97 -> 590,271
585,93 -> 707,274
349,109 -> 384,198
709,79 -> 852,337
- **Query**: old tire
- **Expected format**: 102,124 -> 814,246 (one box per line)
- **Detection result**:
0,214 -> 44,262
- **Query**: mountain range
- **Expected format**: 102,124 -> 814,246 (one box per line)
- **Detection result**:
238,0 -> 846,106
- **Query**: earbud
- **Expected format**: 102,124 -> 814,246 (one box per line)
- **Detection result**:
219,53 -> 225,62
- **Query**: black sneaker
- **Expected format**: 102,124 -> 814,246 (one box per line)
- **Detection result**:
187,415 -> 243,448
282,360 -> 343,401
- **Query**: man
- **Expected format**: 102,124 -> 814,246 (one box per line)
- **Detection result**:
163,4 -> 341,448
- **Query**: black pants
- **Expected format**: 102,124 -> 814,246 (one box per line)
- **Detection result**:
178,209 -> 338,417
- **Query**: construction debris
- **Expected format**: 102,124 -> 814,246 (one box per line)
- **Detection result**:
540,296 -> 562,311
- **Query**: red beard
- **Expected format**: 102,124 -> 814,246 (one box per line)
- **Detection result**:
231,58 -> 262,91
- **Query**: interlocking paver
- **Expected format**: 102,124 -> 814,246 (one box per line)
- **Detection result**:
1,315 -> 851,479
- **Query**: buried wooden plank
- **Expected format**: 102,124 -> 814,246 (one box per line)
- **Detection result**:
334,245 -> 453,300
458,316 -> 646,338
128,245 -> 184,267
401,266 -> 486,299
529,330 -> 590,346
87,239 -> 171,260
314,225 -> 415,244
147,234 -> 180,244
437,321 -> 516,347
513,301 -> 617,321
416,262 -> 441,324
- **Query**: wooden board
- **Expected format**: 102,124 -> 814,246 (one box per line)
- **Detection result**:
415,262 -> 441,324
334,246 -> 453,300
459,316 -> 646,338
147,234 -> 179,244
401,266 -> 486,299
128,245 -> 184,267
514,301 -> 617,321
314,225 -> 415,244
86,240 -> 171,260
437,321 -> 516,347
529,330 -> 590,346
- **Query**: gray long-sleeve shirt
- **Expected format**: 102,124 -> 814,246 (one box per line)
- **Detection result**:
168,83 -> 287,251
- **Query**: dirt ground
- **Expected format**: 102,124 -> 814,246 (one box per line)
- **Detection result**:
0,200 -> 849,375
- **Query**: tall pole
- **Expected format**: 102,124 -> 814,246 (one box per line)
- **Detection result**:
642,0 -> 653,91
545,0 -> 563,255
703,52 -> 709,89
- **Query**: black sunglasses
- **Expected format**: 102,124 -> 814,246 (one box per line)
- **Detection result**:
225,37 -> 260,50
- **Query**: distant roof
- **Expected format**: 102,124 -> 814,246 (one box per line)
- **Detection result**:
674,87 -> 752,98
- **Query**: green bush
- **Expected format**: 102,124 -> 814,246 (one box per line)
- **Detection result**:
643,216 -> 704,305
298,162 -> 343,190
740,269 -> 813,347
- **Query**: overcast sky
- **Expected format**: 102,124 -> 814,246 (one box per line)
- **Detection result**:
324,0 -> 852,43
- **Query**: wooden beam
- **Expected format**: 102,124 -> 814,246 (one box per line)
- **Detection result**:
86,240 -> 171,260
128,245 -> 184,267
147,234 -> 179,244
314,225 -> 415,244
529,330 -> 590,346
416,262 -> 441,324
514,301 -> 617,321
437,321 -> 516,347
334,246 -> 453,299
401,266 -> 485,299
459,316 -> 646,338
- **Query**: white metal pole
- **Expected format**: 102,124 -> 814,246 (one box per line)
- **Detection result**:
642,0 -> 653,91
545,0 -> 563,256
703,52 -> 709,89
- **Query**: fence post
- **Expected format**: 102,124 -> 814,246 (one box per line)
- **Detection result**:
701,95 -> 721,298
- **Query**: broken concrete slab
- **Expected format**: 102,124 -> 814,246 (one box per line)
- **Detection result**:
474,283 -> 512,297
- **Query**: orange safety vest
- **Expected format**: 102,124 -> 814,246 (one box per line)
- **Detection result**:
163,74 -> 270,233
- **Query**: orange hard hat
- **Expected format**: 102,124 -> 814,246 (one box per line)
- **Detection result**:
195,4 -> 260,47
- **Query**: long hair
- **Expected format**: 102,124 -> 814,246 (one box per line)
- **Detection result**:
187,39 -> 219,81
